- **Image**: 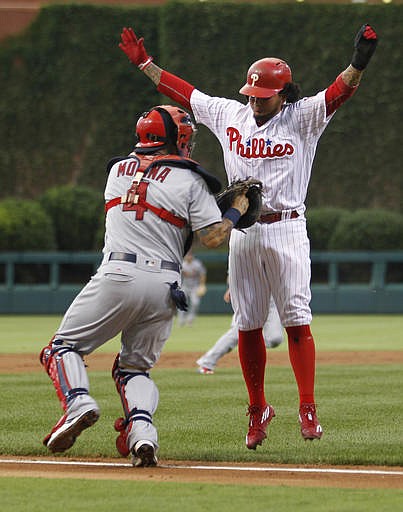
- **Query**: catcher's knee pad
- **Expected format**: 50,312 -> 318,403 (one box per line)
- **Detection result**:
40,338 -> 89,411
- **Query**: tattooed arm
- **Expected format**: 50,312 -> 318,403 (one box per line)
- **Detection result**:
196,193 -> 249,249
119,27 -> 195,110
341,65 -> 363,87
196,219 -> 235,248
144,63 -> 195,111
143,62 -> 162,86
325,65 -> 363,117
325,24 -> 377,116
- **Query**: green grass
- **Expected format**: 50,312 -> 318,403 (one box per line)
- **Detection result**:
0,477 -> 402,512
1,365 -> 402,466
0,314 -> 402,353
1,314 -> 402,511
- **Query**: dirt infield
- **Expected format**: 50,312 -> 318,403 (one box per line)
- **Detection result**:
1,456 -> 403,489
2,350 -> 403,374
1,351 -> 403,488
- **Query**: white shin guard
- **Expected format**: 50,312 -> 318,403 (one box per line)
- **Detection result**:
115,369 -> 159,451
41,340 -> 93,412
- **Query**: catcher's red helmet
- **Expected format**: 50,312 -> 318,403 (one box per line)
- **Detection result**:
239,58 -> 292,98
135,105 -> 196,157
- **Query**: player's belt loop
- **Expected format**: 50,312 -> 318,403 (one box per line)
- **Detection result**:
259,210 -> 299,224
109,252 -> 180,273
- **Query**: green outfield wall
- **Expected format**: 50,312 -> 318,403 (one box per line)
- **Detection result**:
0,251 -> 402,314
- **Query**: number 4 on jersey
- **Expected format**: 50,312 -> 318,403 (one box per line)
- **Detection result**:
123,181 -> 149,220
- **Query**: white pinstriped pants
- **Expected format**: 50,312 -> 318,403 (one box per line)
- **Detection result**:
228,216 -> 312,330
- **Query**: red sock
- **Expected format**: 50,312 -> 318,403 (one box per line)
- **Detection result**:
238,328 -> 267,407
286,325 -> 316,405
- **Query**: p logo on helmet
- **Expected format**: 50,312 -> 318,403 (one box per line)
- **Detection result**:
250,73 -> 259,87
239,58 -> 292,98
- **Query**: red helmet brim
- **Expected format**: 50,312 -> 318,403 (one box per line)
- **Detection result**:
239,84 -> 282,98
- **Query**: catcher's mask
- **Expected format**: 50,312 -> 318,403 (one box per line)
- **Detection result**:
239,58 -> 292,98
135,105 -> 196,157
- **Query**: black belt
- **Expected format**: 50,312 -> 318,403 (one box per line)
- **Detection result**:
109,252 -> 180,273
259,211 -> 299,224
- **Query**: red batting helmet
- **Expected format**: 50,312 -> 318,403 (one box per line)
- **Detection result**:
239,57 -> 292,98
135,105 -> 196,157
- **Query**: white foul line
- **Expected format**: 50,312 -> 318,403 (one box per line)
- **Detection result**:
166,464 -> 403,476
0,459 -> 402,476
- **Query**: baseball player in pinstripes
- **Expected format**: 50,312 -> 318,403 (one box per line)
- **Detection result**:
119,24 -> 378,449
39,105 -> 249,466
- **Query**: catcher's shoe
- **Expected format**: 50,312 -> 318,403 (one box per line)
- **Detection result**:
246,403 -> 275,450
44,407 -> 100,453
299,403 -> 323,440
132,440 -> 158,468
198,366 -> 214,375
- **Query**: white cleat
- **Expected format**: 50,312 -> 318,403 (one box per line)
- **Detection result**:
44,409 -> 100,453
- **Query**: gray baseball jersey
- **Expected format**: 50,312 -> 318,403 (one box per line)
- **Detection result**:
177,255 -> 207,325
104,154 -> 221,265
181,257 -> 206,289
55,154 -> 222,369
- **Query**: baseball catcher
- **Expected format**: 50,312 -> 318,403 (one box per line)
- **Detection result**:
39,103 -> 250,469
216,178 -> 263,230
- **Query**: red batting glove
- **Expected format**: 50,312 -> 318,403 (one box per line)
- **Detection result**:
362,25 -> 377,41
119,27 -> 153,70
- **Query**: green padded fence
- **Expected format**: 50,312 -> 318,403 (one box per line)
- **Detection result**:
0,251 -> 402,314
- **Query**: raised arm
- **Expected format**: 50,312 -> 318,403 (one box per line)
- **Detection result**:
341,24 -> 378,87
119,27 -> 195,110
325,24 -> 378,116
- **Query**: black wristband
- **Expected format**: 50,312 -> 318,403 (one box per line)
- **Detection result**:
223,207 -> 241,226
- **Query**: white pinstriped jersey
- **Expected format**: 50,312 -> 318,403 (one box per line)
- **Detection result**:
190,89 -> 336,328
190,89 -> 334,213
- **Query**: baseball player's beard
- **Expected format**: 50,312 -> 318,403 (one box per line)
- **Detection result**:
250,96 -> 285,126
253,112 -> 274,126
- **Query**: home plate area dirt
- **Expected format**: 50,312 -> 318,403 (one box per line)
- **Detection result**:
1,351 -> 402,488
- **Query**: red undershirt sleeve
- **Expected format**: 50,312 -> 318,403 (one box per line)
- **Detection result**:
325,73 -> 358,117
157,70 -> 195,111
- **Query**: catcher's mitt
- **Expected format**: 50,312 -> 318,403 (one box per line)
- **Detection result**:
216,177 -> 263,229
